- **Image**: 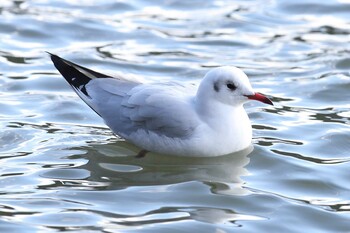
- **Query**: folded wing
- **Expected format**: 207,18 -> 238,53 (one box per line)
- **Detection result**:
118,84 -> 200,138
49,53 -> 200,140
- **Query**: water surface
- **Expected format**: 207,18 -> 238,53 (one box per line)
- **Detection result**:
1,0 -> 350,232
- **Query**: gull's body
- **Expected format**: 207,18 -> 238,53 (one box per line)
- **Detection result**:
49,54 -> 272,157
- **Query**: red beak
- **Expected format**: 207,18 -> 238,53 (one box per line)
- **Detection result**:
245,93 -> 273,105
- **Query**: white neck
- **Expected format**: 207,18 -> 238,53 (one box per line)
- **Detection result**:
195,93 -> 247,124
194,96 -> 252,154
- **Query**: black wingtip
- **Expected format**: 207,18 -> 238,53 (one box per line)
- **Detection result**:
48,53 -> 94,96
48,52 -> 63,67
46,51 -> 57,60
46,52 -> 65,68
47,52 -> 104,117
48,52 -> 114,98
46,51 -> 56,61
48,52 -> 111,78
46,52 -> 71,68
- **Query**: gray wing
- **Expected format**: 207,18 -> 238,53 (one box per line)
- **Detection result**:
115,84 -> 200,138
49,53 -> 140,117
49,53 -> 200,139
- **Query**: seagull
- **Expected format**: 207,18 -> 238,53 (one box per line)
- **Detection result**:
49,53 -> 273,157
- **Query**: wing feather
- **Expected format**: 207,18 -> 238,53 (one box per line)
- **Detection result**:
49,53 -> 199,139
117,84 -> 200,138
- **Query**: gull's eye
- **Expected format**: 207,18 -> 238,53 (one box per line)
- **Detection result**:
226,83 -> 237,91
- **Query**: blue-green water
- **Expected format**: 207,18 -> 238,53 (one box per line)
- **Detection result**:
1,0 -> 350,232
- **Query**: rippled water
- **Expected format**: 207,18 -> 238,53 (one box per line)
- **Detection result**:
1,0 -> 350,232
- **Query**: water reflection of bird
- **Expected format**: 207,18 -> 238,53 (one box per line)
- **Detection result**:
49,53 -> 272,157
82,142 -> 253,195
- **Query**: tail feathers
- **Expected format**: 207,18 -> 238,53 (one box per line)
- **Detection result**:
48,52 -> 112,96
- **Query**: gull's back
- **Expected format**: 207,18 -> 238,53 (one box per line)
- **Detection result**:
50,54 -> 201,153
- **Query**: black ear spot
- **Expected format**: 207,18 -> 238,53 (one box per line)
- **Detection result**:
213,81 -> 220,92
226,82 -> 237,91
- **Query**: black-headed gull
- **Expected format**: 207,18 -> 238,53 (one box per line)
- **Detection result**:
49,53 -> 273,157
